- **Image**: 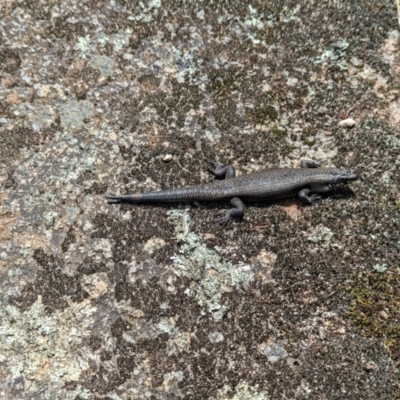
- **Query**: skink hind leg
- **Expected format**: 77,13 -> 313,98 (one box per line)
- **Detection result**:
213,197 -> 245,227
204,158 -> 236,179
300,160 -> 323,168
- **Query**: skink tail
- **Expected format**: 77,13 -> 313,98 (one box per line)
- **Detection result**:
105,193 -> 142,203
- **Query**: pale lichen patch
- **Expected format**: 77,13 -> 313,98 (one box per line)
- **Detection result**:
0,300 -> 97,398
81,273 -> 110,298
167,208 -> 255,316
216,382 -> 269,400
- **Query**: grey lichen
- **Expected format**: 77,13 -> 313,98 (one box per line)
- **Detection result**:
88,55 -> 116,77
58,99 -> 94,130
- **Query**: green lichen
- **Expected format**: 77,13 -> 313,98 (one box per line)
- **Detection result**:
306,225 -> 341,249
156,318 -> 189,351
66,207 -> 80,225
44,211 -> 58,227
111,28 -> 132,53
373,263 -> 388,273
74,35 -> 92,55
167,209 -> 254,318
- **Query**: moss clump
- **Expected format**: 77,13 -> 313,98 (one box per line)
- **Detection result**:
348,271 -> 400,366
247,104 -> 278,125
207,68 -> 239,97
303,138 -> 316,147
271,124 -> 287,139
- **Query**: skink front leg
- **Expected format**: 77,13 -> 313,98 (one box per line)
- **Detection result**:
300,160 -> 323,169
204,158 -> 236,179
298,188 -> 322,204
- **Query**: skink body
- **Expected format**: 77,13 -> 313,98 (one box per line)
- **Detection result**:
106,160 -> 358,226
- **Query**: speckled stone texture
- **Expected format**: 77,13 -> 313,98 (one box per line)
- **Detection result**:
1,1 -> 399,399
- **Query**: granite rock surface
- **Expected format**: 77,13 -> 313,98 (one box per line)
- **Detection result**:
0,1 -> 399,399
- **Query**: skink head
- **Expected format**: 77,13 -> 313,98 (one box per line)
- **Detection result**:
332,169 -> 358,184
